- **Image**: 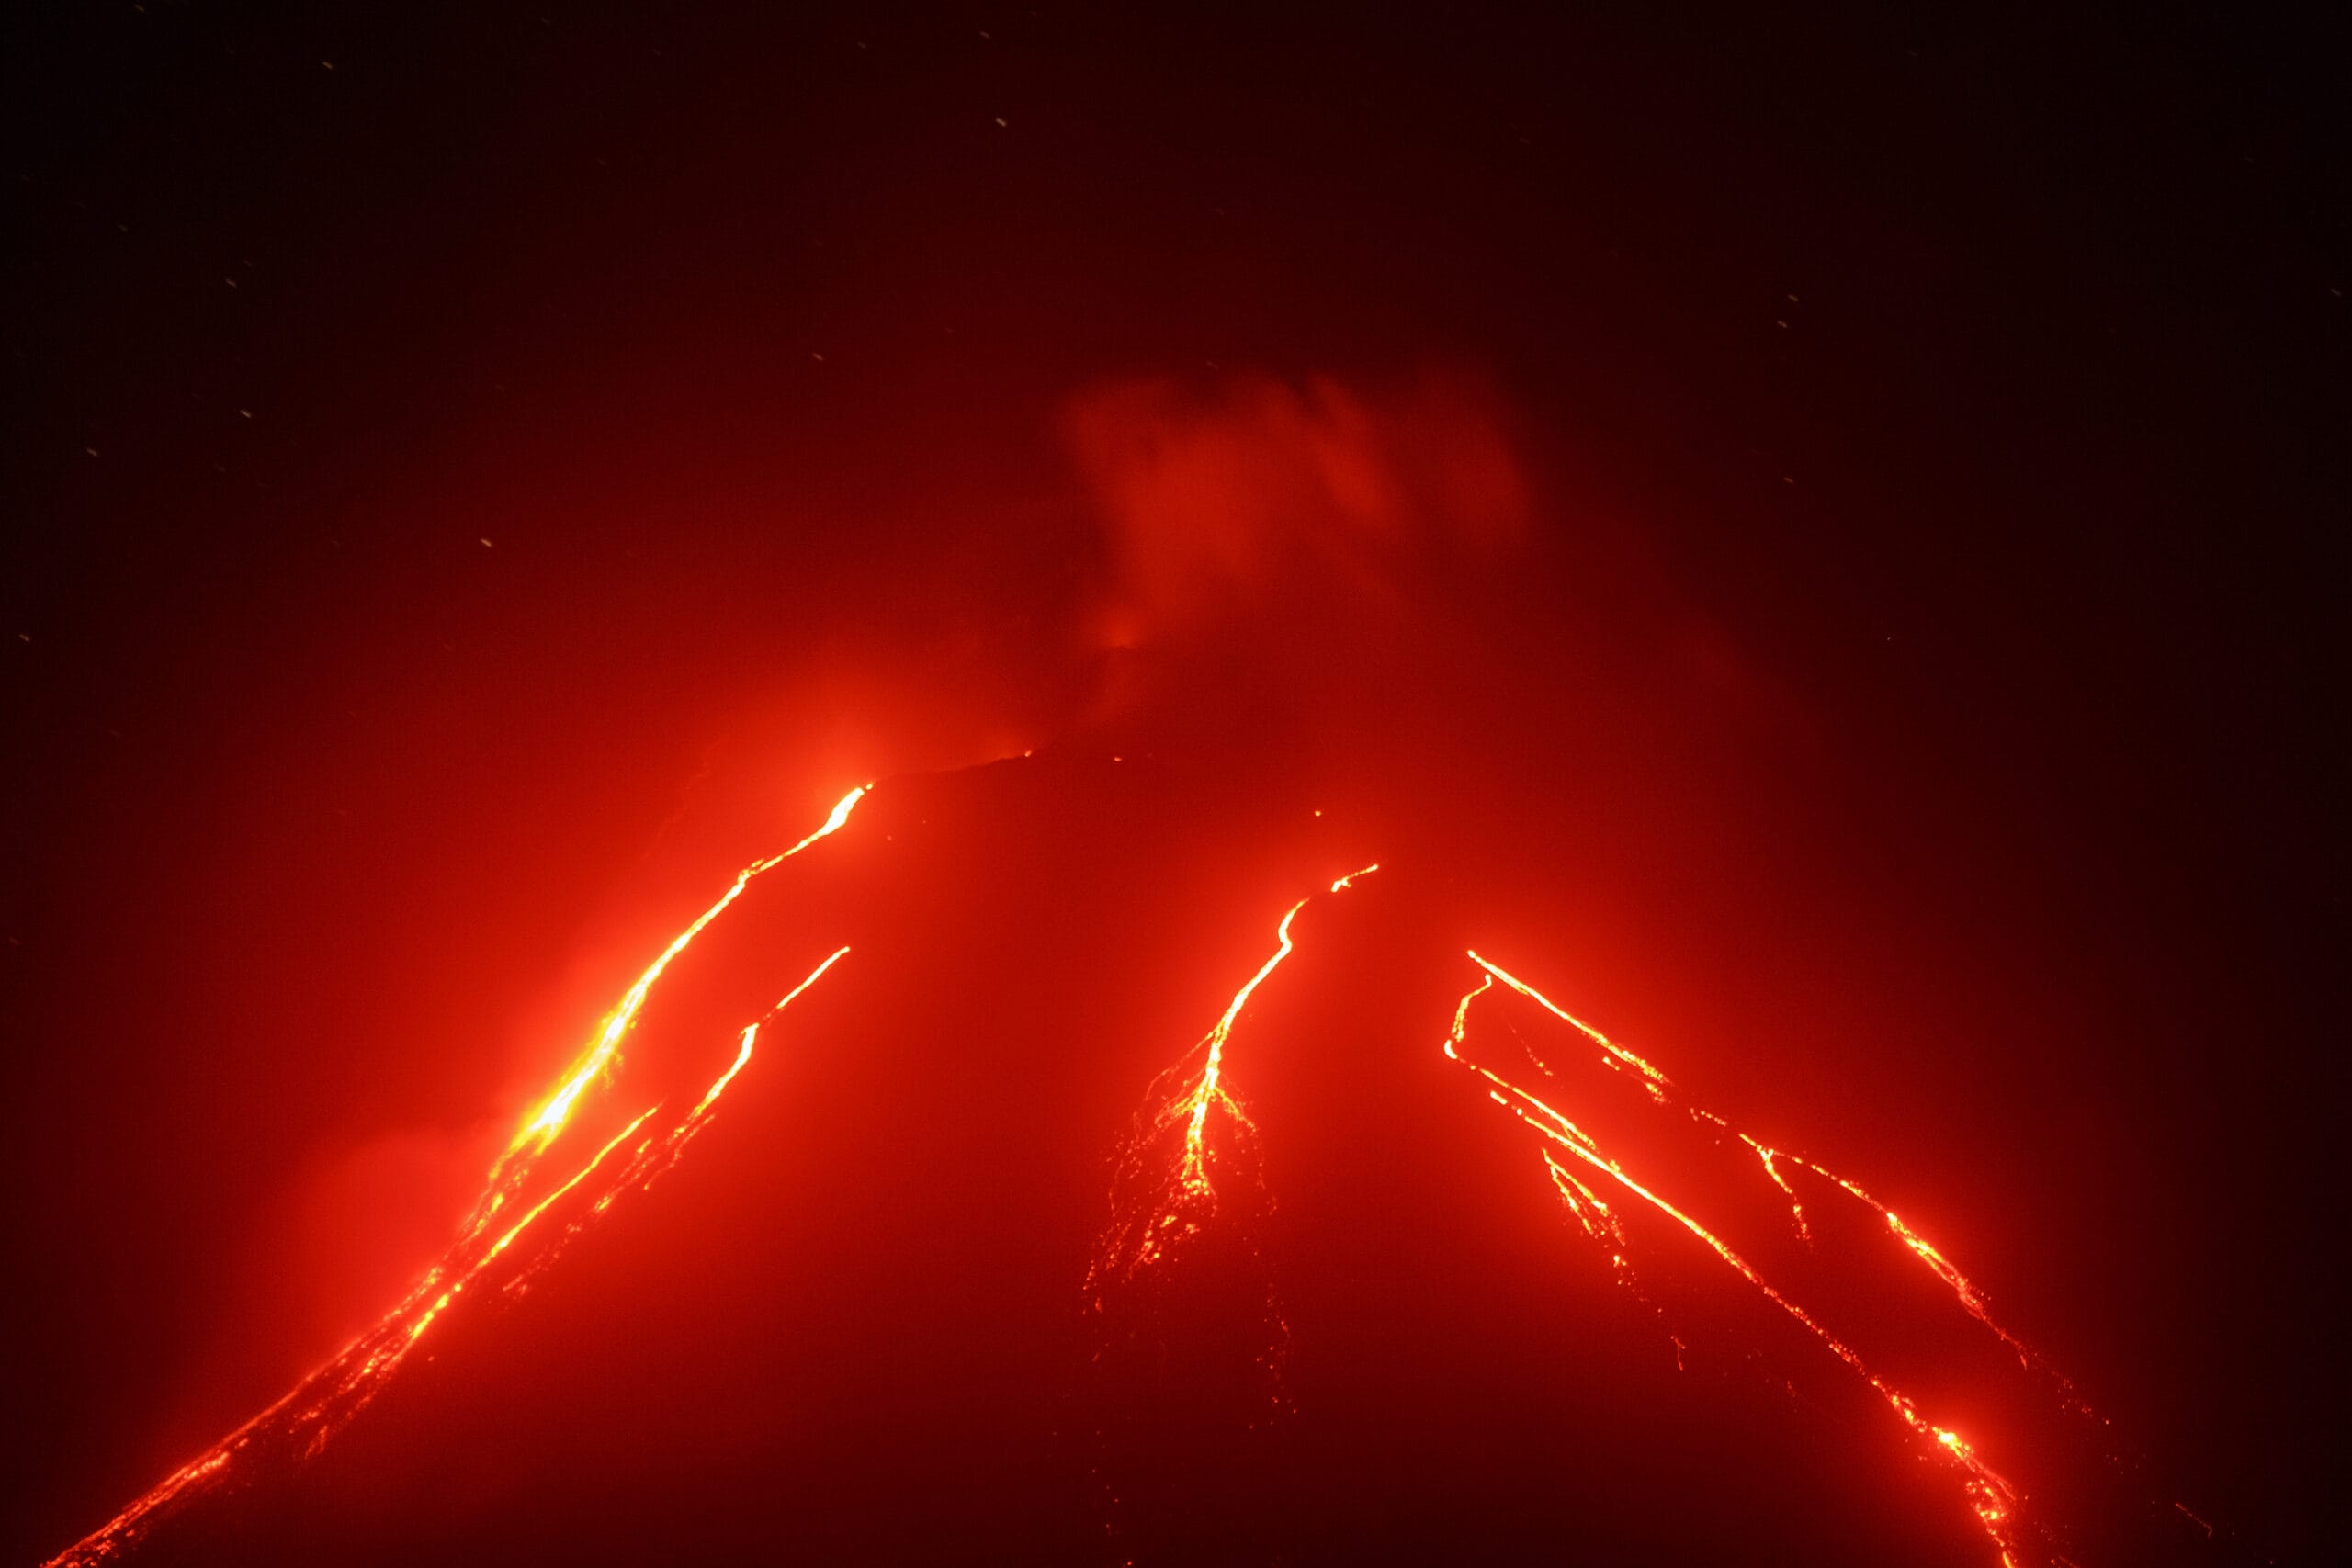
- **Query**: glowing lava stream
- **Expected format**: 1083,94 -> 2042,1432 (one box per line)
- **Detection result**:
47,790 -> 868,1568
1093,864 -> 1377,1292
1461,951 -> 2077,1391
514,784 -> 865,1155
1447,960 -> 2040,1566
1086,862 -> 1380,1555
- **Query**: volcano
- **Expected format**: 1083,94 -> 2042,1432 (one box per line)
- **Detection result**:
10,7 -> 2337,1563
40,751 -> 2252,1567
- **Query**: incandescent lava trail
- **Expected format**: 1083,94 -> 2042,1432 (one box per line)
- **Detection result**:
1458,951 -> 2082,1392
1091,864 -> 1379,1295
45,789 -> 869,1567
1084,863 -> 1377,1558
1446,953 -> 2096,1567
43,776 -> 2224,1568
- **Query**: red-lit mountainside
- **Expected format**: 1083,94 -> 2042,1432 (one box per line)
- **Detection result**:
43,752 -> 2249,1568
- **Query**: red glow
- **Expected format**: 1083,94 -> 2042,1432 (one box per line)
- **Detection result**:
1442,950 -> 2225,1566
46,789 -> 2222,1565
1092,869 -> 1375,1292
45,793 -> 866,1567
1061,374 -> 1527,646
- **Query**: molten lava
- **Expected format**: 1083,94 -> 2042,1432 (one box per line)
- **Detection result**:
45,769 -> 2226,1567
46,789 -> 868,1567
1091,863 -> 1378,1292
1443,950 -> 2214,1568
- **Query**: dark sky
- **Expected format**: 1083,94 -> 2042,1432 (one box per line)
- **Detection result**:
4,4 -> 2344,1564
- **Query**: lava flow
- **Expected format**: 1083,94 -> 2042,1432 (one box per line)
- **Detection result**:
1091,863 -> 1377,1297
1443,950 -> 2219,1568
46,789 -> 869,1568
1458,952 -> 2086,1389
47,782 -> 2227,1567
1083,864 -> 1376,1558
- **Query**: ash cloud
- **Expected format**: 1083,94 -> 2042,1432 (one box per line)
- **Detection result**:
1061,368 -> 1530,649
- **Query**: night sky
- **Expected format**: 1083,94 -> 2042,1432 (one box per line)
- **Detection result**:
4,5 -> 2344,1564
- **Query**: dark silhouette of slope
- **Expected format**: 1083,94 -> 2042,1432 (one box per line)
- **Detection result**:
87,750 -> 2245,1567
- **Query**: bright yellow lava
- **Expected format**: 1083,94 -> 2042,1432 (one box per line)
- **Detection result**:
515,786 -> 866,1153
1178,898 -> 1309,1196
1095,865 -> 1379,1292
1446,955 -> 2040,1566
48,793 -> 867,1568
